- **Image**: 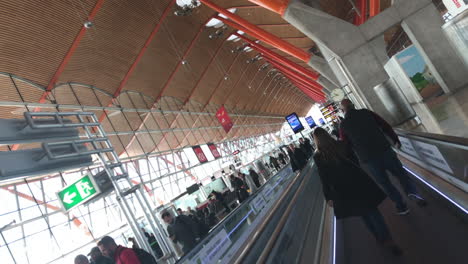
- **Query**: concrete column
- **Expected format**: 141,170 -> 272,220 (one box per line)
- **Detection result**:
401,4 -> 468,93
442,10 -> 468,69
284,1 -> 397,122
308,55 -> 340,87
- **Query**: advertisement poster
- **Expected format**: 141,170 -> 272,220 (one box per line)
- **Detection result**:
192,145 -> 208,163
207,143 -> 221,159
285,112 -> 304,134
216,106 -> 234,133
395,45 -> 443,100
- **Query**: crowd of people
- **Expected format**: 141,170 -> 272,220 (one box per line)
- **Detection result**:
74,232 -> 158,264
313,99 -> 428,256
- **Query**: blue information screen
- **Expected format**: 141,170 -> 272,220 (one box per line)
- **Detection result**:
319,118 -> 325,125
285,113 -> 304,134
305,116 -> 316,129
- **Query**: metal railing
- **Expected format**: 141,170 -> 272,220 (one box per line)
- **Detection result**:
22,112 -> 177,261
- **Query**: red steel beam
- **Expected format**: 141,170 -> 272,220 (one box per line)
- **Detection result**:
216,17 -> 319,80
263,57 -> 324,96
369,0 -> 381,17
247,0 -> 291,16
354,0 -> 368,25
38,0 -> 106,104
200,0 -> 311,62
97,0 -> 176,123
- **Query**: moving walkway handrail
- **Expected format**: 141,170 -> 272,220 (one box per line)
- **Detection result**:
395,129 -> 468,190
253,167 -> 311,263
233,167 -> 306,263
396,129 -> 468,150
177,163 -> 297,263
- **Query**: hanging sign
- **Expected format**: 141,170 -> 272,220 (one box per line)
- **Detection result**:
216,105 -> 234,133
192,145 -> 208,163
57,174 -> 100,212
207,143 -> 221,159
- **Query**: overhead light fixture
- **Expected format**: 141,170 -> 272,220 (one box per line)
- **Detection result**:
219,8 -> 237,19
174,0 -> 200,16
84,21 -> 93,28
209,25 -> 228,39
206,18 -> 223,28
227,34 -> 239,41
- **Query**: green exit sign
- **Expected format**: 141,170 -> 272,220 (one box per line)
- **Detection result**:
57,174 -> 100,212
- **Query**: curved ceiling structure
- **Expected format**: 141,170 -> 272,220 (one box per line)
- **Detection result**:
0,0 -> 395,157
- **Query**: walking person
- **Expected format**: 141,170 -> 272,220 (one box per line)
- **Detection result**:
277,151 -> 287,166
339,99 -> 426,215
209,190 -> 231,214
313,127 -> 402,255
287,143 -> 307,172
269,155 -> 281,171
248,168 -> 262,188
299,137 -> 314,158
230,174 -> 249,203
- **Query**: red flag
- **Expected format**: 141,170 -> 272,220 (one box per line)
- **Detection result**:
192,145 -> 208,163
207,143 -> 221,159
216,105 -> 233,133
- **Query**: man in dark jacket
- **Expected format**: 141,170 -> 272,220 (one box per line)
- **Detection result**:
340,99 -> 426,215
161,211 -> 198,255
287,143 -> 307,172
230,175 -> 249,203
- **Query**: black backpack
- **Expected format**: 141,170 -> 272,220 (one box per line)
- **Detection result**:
133,248 -> 157,264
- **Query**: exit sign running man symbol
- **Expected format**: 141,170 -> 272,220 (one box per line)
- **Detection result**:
57,174 -> 100,212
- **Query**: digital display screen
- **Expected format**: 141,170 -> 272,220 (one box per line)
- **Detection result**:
305,116 -> 316,129
285,112 -> 304,134
318,118 -> 325,126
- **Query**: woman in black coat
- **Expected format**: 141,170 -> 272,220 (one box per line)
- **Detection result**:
312,127 -> 402,255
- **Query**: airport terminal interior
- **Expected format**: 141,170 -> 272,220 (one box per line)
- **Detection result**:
0,0 -> 467,263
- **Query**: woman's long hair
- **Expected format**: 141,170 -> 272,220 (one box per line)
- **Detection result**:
313,127 -> 346,163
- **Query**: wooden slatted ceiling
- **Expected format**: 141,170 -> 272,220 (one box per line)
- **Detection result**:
0,0 -> 95,86
0,0 -> 345,155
